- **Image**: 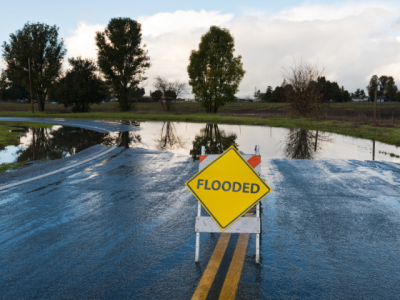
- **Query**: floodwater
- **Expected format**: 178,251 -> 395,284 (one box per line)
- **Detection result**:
1,119 -> 400,299
1,121 -> 400,166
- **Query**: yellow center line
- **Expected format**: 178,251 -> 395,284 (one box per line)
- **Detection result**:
218,212 -> 253,300
218,232 -> 250,299
191,233 -> 231,300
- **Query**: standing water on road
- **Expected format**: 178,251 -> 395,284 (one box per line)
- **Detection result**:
1,121 -> 399,169
137,121 -> 400,162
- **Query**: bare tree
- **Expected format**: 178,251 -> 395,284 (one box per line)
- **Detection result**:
154,122 -> 188,151
283,59 -> 324,117
153,76 -> 189,112
281,128 -> 332,160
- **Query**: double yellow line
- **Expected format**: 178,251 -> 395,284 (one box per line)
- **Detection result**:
191,226 -> 251,299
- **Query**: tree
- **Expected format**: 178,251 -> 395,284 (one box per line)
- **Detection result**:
262,86 -> 273,102
283,60 -> 324,117
355,88 -> 361,97
154,122 -> 187,151
360,89 -> 366,97
164,90 -> 177,100
49,57 -> 107,112
367,75 -> 379,102
271,86 -> 286,102
150,90 -> 162,101
378,76 -> 388,92
2,22 -> 66,111
385,76 -> 397,101
254,89 -> 261,99
188,26 -> 245,113
282,128 -> 331,159
95,17 -> 150,112
396,91 -> 400,102
153,76 -> 188,112
342,90 -> 352,102
190,124 -> 238,161
317,77 -> 350,102
0,70 -> 7,98
0,68 -> 30,100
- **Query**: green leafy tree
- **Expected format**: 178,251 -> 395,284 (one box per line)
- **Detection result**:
262,86 -> 273,102
164,90 -> 177,100
385,76 -> 397,101
49,57 -> 107,112
95,17 -> 151,112
2,22 -> 66,111
342,90 -> 351,102
150,90 -> 162,101
317,76 -> 350,102
396,91 -> 400,102
187,26 -> 245,113
0,70 -> 7,98
271,86 -> 286,102
367,75 -> 379,102
0,69 -> 28,100
378,76 -> 388,92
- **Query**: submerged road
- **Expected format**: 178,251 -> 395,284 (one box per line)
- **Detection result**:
0,118 -> 400,299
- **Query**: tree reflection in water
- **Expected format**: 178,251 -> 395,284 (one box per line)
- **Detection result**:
190,124 -> 238,160
154,122 -> 188,151
281,128 -> 332,160
15,126 -> 142,163
115,131 -> 142,149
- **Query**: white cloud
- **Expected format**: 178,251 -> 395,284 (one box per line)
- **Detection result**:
65,21 -> 104,62
64,3 -> 400,97
272,2 -> 395,22
139,10 -> 234,37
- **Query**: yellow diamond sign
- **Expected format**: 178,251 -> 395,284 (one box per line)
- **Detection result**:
185,146 -> 272,231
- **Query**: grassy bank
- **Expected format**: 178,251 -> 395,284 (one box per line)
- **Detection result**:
2,101 -> 400,118
0,121 -> 52,148
0,121 -> 53,173
1,111 -> 400,146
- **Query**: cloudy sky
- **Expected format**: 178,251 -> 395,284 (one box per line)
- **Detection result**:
1,0 -> 400,97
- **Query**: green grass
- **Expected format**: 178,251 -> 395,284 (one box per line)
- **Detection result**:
1,111 -> 400,146
0,121 -> 53,173
0,121 -> 52,148
3,101 -> 400,114
0,160 -> 28,174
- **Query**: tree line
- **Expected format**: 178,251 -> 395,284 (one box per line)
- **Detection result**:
1,19 -> 399,116
0,21 -> 244,114
1,19 -> 150,112
256,76 -> 352,103
366,75 -> 399,102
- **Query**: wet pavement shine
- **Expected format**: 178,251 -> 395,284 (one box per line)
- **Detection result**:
0,118 -> 400,299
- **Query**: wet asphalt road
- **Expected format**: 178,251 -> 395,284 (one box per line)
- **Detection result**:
1,118 -> 400,299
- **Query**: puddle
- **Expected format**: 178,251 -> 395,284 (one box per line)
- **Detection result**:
1,121 -> 399,170
0,125 -> 143,166
135,122 -> 400,163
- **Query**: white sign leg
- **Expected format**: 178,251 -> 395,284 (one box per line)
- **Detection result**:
195,146 -> 206,262
255,145 -> 260,264
195,202 -> 201,262
256,202 -> 260,264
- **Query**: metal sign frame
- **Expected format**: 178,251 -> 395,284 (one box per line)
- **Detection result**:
195,145 -> 262,264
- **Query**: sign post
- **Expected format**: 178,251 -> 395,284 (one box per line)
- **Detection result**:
186,145 -> 271,263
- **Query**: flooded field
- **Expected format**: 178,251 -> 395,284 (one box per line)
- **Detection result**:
1,121 -> 400,167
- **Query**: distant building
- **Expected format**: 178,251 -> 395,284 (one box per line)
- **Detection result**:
351,97 -> 368,102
